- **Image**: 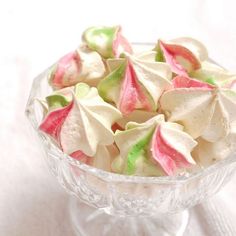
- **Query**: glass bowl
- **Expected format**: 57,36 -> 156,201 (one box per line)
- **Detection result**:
25,44 -> 236,236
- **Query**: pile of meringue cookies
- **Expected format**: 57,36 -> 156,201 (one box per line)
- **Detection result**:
39,25 -> 236,177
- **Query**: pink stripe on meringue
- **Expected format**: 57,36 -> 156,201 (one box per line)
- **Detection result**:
111,122 -> 124,132
151,126 -> 191,176
173,75 -> 214,89
39,101 -> 73,144
53,51 -> 81,88
160,41 -> 188,77
113,27 -> 133,58
118,60 -> 152,115
70,150 -> 92,165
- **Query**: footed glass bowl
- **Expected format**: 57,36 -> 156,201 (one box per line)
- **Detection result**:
25,44 -> 236,236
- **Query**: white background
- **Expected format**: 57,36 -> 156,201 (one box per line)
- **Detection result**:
1,0 -> 236,235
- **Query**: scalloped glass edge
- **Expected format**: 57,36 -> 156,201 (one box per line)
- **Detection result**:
25,42 -> 236,184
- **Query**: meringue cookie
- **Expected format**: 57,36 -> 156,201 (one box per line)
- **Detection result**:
113,115 -> 197,176
39,83 -> 122,156
134,37 -> 207,76
49,46 -> 106,89
98,54 -> 172,115
192,123 -> 236,167
160,76 -> 236,142
82,25 -> 132,58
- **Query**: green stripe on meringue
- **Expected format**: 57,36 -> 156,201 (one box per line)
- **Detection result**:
205,77 -> 217,85
46,94 -> 70,110
75,83 -> 90,99
98,60 -> 126,102
82,26 -> 118,58
126,130 -> 154,175
154,41 -> 165,62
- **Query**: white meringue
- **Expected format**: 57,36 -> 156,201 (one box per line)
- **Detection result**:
160,86 -> 236,142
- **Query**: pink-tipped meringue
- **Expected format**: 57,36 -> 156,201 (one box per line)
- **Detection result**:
49,46 -> 106,89
98,54 -> 172,115
151,122 -> 196,175
113,115 -> 197,176
39,83 -> 122,156
82,25 -> 132,58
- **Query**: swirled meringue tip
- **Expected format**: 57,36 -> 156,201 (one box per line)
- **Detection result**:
151,122 -> 197,176
113,115 -> 197,176
82,25 -> 132,58
39,100 -> 73,144
118,59 -> 153,115
39,83 -> 122,156
49,47 -> 105,89
98,53 -> 172,115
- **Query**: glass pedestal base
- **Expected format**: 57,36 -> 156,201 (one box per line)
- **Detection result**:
69,197 -> 189,236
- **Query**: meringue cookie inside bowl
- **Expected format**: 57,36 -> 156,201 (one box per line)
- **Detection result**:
26,36 -> 236,235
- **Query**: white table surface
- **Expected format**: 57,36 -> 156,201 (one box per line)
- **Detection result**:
1,0 -> 236,235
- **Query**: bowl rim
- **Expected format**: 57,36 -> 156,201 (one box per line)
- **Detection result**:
25,42 -> 236,184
